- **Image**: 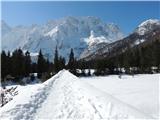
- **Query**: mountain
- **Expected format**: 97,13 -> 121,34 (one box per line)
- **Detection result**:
82,19 -> 160,61
135,19 -> 160,35
1,20 -> 11,35
1,16 -> 124,61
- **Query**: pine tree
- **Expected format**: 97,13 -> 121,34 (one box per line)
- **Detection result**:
46,58 -> 50,72
37,49 -> 46,78
67,48 -> 77,75
88,69 -> 91,76
68,48 -> 75,70
94,59 -> 106,75
54,46 -> 59,73
1,50 -> 7,81
59,56 -> 65,70
11,48 -> 25,81
154,39 -> 160,71
24,51 -> 31,77
31,63 -> 37,73
7,51 -> 12,74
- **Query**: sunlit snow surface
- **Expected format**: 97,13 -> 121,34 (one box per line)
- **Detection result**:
135,19 -> 160,35
0,70 -> 159,119
82,74 -> 160,119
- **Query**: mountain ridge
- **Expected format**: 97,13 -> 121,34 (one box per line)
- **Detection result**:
1,17 -> 159,62
1,16 -> 124,61
82,19 -> 160,61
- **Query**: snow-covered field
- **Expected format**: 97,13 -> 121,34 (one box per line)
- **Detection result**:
81,74 -> 160,119
0,70 -> 159,119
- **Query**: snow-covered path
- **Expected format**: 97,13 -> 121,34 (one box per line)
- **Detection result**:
35,70 -> 152,119
0,70 -> 154,119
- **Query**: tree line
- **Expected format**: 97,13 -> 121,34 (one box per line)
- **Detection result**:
1,38 -> 160,83
1,47 -> 78,83
81,39 -> 160,75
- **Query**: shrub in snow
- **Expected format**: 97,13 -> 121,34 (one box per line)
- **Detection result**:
0,86 -> 18,107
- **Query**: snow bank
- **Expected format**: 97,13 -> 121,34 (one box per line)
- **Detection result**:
0,70 -> 153,119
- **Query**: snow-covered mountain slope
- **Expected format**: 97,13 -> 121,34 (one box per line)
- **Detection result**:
82,19 -> 160,60
1,16 -> 124,60
135,19 -> 160,35
1,20 -> 11,36
0,70 -> 153,119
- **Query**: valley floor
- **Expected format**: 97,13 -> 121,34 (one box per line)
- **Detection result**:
81,74 -> 159,119
0,70 -> 159,119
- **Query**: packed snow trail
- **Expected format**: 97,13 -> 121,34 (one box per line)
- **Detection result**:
0,70 -> 153,119
35,70 -> 152,119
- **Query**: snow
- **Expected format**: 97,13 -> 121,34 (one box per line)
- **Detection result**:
134,39 -> 145,45
77,69 -> 95,75
44,26 -> 59,37
0,83 -> 49,119
30,52 -> 39,56
135,19 -> 160,35
83,30 -> 107,47
1,16 -> 124,60
0,70 -> 156,119
138,19 -> 160,28
81,74 -> 160,119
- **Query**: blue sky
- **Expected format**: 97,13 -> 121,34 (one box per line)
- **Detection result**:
2,1 -> 160,34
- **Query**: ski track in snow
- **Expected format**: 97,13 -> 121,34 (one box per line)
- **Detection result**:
0,70 -> 155,120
